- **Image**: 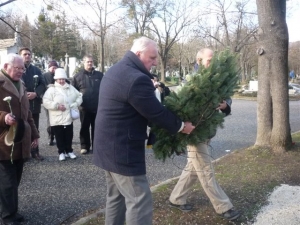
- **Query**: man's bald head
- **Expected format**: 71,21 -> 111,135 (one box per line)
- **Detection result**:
196,48 -> 213,68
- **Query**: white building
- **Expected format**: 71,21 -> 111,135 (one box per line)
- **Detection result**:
0,26 -> 22,65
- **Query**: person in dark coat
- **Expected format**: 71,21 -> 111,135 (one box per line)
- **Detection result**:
93,36 -> 195,225
43,60 -> 59,146
19,47 -> 46,161
72,55 -> 103,154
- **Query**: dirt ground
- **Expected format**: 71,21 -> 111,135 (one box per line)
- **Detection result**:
68,132 -> 300,225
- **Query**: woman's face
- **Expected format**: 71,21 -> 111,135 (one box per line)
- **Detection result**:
56,79 -> 66,86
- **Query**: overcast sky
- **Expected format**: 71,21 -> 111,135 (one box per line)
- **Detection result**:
1,0 -> 300,42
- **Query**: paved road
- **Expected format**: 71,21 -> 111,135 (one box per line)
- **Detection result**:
18,100 -> 300,225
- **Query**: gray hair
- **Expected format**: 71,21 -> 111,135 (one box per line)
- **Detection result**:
1,53 -> 23,68
130,36 -> 158,53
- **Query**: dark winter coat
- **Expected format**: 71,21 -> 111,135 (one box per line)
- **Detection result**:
43,71 -> 70,87
72,68 -> 103,113
43,71 -> 55,86
0,70 -> 40,160
22,64 -> 46,114
93,51 -> 183,176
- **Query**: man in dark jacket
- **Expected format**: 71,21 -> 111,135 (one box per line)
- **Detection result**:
72,55 -> 103,154
43,60 -> 59,146
19,47 -> 46,161
93,36 -> 195,225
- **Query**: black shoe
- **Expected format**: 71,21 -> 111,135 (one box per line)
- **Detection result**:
218,208 -> 241,221
14,213 -> 24,222
168,200 -> 193,212
48,140 -> 54,146
3,213 -> 24,224
32,152 -> 44,161
4,222 -> 21,225
36,153 -> 44,161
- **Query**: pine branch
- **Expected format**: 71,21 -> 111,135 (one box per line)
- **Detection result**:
152,49 -> 239,161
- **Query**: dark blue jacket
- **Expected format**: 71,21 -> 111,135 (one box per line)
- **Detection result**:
22,64 -> 46,114
93,51 -> 182,176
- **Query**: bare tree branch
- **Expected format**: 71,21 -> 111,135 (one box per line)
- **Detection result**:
0,0 -> 16,8
0,17 -> 31,40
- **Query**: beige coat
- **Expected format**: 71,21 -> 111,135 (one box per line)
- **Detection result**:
0,70 -> 40,160
43,82 -> 82,126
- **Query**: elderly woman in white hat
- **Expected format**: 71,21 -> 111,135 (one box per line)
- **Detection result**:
43,68 -> 82,161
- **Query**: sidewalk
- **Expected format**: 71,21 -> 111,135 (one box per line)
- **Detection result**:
253,184 -> 300,225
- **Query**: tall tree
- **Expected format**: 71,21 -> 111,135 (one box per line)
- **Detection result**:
194,0 -> 258,83
150,0 -> 197,81
45,0 -> 122,72
81,0 -> 110,72
35,9 -> 57,58
0,10 -> 15,39
255,0 -> 292,153
121,0 -> 159,35
19,16 -> 34,50
288,41 -> 300,75
33,6 -> 83,61
0,1 -> 37,44
54,12 -> 81,59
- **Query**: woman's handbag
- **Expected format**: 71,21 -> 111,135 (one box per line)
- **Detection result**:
56,87 -> 80,120
70,108 -> 80,120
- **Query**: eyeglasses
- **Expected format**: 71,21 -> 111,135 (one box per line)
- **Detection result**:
11,65 -> 26,72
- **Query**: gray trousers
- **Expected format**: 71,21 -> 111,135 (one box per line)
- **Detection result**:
104,171 -> 152,225
169,141 -> 233,214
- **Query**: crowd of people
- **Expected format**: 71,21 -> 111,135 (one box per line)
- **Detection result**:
0,37 -> 241,225
0,49 -> 103,224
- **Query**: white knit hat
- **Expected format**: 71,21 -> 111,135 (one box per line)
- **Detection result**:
54,68 -> 68,80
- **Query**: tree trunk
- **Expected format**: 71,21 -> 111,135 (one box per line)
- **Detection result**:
101,36 -> 105,72
255,0 -> 292,153
160,59 -> 166,82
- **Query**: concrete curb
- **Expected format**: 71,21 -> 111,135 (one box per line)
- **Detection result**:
70,208 -> 105,225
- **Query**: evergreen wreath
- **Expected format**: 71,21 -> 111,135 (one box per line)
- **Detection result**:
152,49 -> 239,161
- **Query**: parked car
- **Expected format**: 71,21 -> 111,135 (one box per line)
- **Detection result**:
289,83 -> 300,94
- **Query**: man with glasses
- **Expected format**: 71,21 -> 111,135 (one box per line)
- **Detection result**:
19,47 -> 46,161
0,53 -> 40,225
